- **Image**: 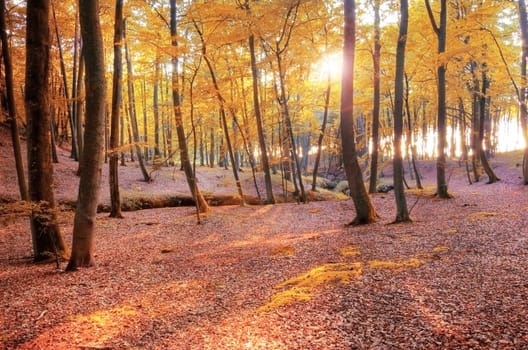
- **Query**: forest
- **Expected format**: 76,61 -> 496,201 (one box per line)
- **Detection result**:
2,0 -> 528,348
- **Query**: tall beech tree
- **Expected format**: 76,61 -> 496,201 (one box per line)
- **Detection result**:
25,0 -> 69,261
340,0 -> 378,225
393,0 -> 411,223
170,0 -> 209,214
1,0 -> 27,201
67,0 -> 106,270
519,0 -> 528,184
368,0 -> 382,194
425,0 -> 450,198
109,0 -> 124,218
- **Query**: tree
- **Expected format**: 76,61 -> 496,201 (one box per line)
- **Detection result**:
393,0 -> 411,223
25,0 -> 69,261
170,0 -> 209,214
109,0 -> 124,218
368,0 -> 382,194
425,0 -> 450,198
242,0 -> 275,204
0,0 -> 27,201
341,0 -> 378,225
123,18 -> 151,182
519,0 -> 528,184
67,0 -> 106,270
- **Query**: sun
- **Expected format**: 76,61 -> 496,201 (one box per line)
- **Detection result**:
313,51 -> 342,81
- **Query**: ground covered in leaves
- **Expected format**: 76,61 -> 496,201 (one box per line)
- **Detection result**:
2,135 -> 528,349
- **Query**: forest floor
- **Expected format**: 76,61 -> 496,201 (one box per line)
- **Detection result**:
2,124 -> 528,349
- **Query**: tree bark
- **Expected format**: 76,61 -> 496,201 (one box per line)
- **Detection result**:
123,19 -> 151,182
249,34 -> 275,203
170,0 -> 209,213
25,0 -> 69,262
425,0 -> 450,198
67,0 -> 106,270
341,0 -> 378,225
518,0 -> 528,183
393,0 -> 411,223
478,69 -> 499,183
109,0 -> 124,218
0,0 -> 28,200
368,0 -> 381,194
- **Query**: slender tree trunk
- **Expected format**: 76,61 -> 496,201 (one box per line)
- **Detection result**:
276,52 -> 306,203
153,56 -> 162,158
312,76 -> 330,192
0,0 -> 28,200
75,49 -> 84,173
393,0 -> 411,223
25,0 -> 69,261
195,21 -> 245,204
51,3 -> 77,161
368,0 -> 381,194
405,75 -> 422,189
341,0 -> 378,225
248,34 -> 274,203
426,0 -> 450,198
123,19 -> 150,182
67,0 -> 106,270
478,69 -> 499,183
170,0 -> 209,213
109,0 -> 123,218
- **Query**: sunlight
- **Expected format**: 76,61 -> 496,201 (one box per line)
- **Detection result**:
313,51 -> 343,82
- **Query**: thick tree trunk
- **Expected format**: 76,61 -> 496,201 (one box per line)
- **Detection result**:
341,0 -> 378,225
392,0 -> 411,223
0,0 -> 28,200
25,0 -> 69,262
109,0 -> 124,219
67,0 -> 106,270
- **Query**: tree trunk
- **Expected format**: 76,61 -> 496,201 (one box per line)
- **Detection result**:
518,0 -> 528,183
51,3 -> 77,162
25,0 -> 69,262
109,0 -> 124,219
67,0 -> 106,270
425,0 -> 450,198
170,0 -> 209,213
392,0 -> 411,223
124,19 -> 151,182
478,69 -> 499,183
0,0 -> 28,200
75,49 -> 84,173
341,0 -> 378,225
249,34 -> 275,203
368,0 -> 381,194
153,57 -> 162,158
405,75 -> 422,189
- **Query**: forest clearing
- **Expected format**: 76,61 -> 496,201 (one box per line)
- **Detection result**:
2,129 -> 528,349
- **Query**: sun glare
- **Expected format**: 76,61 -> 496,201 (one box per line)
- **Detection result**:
314,52 -> 343,81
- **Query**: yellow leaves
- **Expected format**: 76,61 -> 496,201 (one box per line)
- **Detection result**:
258,262 -> 362,312
368,257 -> 426,270
340,245 -> 360,257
